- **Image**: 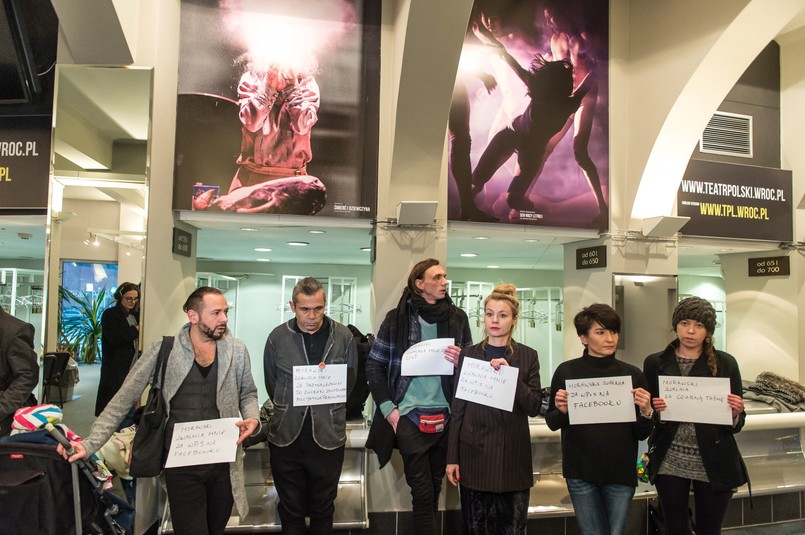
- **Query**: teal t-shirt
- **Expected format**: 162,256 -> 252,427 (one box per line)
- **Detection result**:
380,317 -> 450,417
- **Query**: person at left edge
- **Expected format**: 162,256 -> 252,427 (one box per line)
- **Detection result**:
58,287 -> 261,535
0,304 -> 39,437
264,277 -> 357,535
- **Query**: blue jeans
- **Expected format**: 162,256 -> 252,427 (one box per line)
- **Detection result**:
566,478 -> 636,535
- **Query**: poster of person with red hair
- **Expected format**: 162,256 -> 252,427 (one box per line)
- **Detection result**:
174,0 -> 379,218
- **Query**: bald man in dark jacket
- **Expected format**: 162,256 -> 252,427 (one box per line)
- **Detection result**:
0,305 -> 39,436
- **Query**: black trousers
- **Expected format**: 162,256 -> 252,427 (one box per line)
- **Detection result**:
396,416 -> 450,535
655,474 -> 734,535
164,462 -> 233,535
269,424 -> 345,535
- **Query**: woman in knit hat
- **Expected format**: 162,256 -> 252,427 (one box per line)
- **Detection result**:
643,297 -> 748,535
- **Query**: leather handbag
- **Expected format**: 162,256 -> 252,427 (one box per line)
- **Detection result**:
129,336 -> 174,478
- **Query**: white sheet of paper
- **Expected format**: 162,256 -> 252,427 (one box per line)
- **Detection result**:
401,338 -> 455,376
292,363 -> 348,406
566,376 -> 635,425
659,376 -> 733,425
455,357 -> 519,412
164,417 -> 239,468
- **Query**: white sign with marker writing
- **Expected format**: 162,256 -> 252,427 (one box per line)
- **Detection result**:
659,376 -> 732,425
401,338 -> 455,376
566,376 -> 635,425
455,357 -> 519,412
293,363 -> 348,406
165,418 -> 239,468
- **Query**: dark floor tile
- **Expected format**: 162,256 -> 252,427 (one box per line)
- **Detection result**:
397,511 -> 413,534
528,516 -> 566,535
627,499 -> 648,535
744,494 -> 771,526
722,496 -> 743,528
362,512 -> 397,534
442,509 -> 463,534
773,492 -> 800,523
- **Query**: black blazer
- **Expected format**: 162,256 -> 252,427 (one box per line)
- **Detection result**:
0,306 -> 39,436
643,346 -> 748,492
96,305 -> 139,416
447,342 -> 542,493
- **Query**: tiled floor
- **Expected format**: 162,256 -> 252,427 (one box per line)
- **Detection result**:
725,520 -> 805,534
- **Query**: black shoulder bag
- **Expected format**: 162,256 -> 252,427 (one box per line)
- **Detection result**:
129,336 -> 174,478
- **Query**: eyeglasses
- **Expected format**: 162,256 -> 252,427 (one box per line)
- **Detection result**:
122,297 -> 139,303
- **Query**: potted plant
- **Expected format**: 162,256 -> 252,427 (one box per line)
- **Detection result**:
58,286 -> 108,365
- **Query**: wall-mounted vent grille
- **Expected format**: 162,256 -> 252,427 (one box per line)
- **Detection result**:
699,111 -> 753,158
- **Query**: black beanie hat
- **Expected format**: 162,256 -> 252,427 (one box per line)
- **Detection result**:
672,297 -> 716,333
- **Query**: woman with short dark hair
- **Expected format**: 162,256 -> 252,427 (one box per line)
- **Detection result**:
546,303 -> 653,535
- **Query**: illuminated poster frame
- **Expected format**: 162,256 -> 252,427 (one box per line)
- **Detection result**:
173,0 -> 379,219
447,0 -> 609,230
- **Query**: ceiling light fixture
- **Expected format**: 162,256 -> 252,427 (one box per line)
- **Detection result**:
473,236 -> 489,240
308,230 -> 326,234
92,234 -> 100,247
287,241 -> 309,246
254,247 -> 272,252
525,238 -> 539,243
256,258 -> 271,262
240,227 -> 258,232
487,265 -> 500,269
460,253 -> 478,257
361,247 -> 371,252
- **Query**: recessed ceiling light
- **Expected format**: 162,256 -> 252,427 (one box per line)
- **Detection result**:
487,265 -> 500,269
308,230 -> 326,234
460,253 -> 478,257
240,227 -> 258,232
525,238 -> 539,243
254,247 -> 272,252
256,258 -> 271,262
287,241 -> 309,246
361,247 -> 372,252
473,236 -> 488,240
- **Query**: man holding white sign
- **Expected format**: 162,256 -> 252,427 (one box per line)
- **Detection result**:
546,304 -> 652,535
643,297 -> 747,535
365,258 -> 471,535
58,287 -> 261,535
263,277 -> 357,535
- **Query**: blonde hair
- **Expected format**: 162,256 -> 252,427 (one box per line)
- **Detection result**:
481,284 -> 520,357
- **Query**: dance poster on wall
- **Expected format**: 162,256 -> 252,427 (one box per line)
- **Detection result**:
173,0 -> 379,218
448,0 -> 609,229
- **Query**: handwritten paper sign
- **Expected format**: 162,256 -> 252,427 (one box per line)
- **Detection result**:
293,364 -> 348,406
165,418 -> 239,468
401,338 -> 455,376
659,376 -> 732,425
455,357 -> 519,411
566,376 -> 635,425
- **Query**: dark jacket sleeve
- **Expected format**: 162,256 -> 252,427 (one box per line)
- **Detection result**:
263,333 -> 277,400
343,327 -> 359,397
722,351 -> 746,434
631,369 -> 654,440
0,319 -> 38,420
365,312 -> 394,406
514,346 -> 542,417
446,348 -> 472,465
545,363 -> 569,431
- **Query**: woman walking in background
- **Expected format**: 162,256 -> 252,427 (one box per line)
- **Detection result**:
95,282 -> 140,417
643,297 -> 748,535
446,284 -> 542,534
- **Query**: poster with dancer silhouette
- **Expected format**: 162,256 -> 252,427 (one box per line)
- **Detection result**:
173,0 -> 379,218
448,0 -> 609,230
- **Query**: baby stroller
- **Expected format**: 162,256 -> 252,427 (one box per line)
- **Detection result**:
0,419 -> 132,534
